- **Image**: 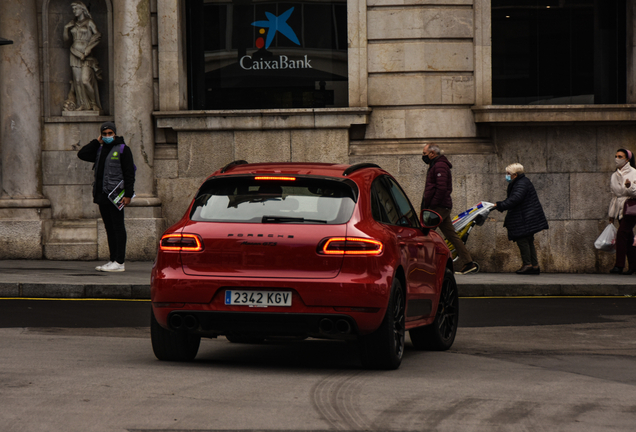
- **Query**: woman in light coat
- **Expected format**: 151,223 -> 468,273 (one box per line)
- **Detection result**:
608,149 -> 636,274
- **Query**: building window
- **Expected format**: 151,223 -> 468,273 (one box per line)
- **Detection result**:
186,0 -> 348,110
492,0 -> 626,105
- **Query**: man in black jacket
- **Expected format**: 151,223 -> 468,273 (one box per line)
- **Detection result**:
78,121 -> 135,272
421,144 -> 478,274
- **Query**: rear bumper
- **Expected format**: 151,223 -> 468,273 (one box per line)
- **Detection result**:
151,263 -> 390,305
151,255 -> 394,337
165,310 -> 359,340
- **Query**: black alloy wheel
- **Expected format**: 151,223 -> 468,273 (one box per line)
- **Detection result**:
359,277 -> 405,370
392,284 -> 406,360
409,267 -> 458,351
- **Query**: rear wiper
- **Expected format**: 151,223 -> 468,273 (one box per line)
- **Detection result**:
262,216 -> 327,224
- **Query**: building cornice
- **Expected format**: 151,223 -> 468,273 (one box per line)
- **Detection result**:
153,108 -> 372,131
472,105 -> 636,124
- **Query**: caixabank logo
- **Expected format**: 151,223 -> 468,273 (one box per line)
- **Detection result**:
239,7 -> 313,71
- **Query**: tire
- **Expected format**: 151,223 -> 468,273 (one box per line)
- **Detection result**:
410,268 -> 459,351
359,277 -> 405,370
151,309 -> 201,361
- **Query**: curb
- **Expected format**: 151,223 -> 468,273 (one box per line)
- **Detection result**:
459,284 -> 636,297
2,282 -> 635,300
0,282 -> 150,299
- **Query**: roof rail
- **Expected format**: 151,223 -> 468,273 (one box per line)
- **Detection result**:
343,163 -> 381,176
220,160 -> 249,173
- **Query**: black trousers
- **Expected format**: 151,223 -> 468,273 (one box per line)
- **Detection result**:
515,234 -> 538,266
615,215 -> 636,269
98,201 -> 127,264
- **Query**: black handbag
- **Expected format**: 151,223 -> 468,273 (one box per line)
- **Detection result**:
624,199 -> 636,216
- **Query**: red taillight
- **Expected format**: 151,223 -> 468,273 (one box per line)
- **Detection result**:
319,237 -> 383,255
160,233 -> 204,252
254,176 -> 296,181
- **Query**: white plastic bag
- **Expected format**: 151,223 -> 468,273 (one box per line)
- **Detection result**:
595,223 -> 617,253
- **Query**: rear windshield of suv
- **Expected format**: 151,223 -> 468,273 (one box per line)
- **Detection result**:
190,176 -> 357,224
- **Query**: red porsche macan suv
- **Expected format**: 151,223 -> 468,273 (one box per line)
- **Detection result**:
151,161 -> 458,369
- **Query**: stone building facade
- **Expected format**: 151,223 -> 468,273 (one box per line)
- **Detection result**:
0,0 -> 634,272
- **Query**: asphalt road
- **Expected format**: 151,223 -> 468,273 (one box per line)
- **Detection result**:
1,298 -> 635,432
1,297 -> 634,328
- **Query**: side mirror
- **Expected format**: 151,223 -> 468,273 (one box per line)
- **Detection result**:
420,209 -> 442,229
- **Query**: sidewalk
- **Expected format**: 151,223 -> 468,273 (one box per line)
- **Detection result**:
0,260 -> 635,299
0,260 -> 153,299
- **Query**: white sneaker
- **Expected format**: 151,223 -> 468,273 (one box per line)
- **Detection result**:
96,261 -> 113,271
100,261 -> 125,272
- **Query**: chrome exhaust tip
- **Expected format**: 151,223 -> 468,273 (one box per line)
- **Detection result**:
335,319 -> 351,334
169,314 -> 183,330
183,314 -> 198,330
319,318 -> 334,333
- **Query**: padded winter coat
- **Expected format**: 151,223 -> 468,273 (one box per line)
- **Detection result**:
420,155 -> 453,210
496,174 -> 549,241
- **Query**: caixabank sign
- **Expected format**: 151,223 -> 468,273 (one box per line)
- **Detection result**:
196,0 -> 347,109
239,7 -> 313,70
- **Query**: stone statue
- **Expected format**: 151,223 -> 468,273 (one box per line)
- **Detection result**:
63,1 -> 102,113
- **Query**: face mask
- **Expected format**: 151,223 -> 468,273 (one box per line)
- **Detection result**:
505,174 -> 512,183
102,136 -> 114,144
422,155 -> 431,165
616,158 -> 627,168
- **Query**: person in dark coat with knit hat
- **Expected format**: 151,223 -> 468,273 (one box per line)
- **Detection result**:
421,144 -> 478,274
494,163 -> 548,275
78,121 -> 135,272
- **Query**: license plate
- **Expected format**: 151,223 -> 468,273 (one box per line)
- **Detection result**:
225,290 -> 292,307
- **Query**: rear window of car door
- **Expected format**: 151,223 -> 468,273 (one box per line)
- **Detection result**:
385,177 -> 420,228
371,176 -> 419,228
371,177 -> 400,225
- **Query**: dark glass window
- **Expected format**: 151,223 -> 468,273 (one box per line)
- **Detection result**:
187,0 -> 348,109
492,0 -> 626,105
385,177 -> 420,228
371,178 -> 400,225
191,177 -> 356,224
371,177 -> 419,228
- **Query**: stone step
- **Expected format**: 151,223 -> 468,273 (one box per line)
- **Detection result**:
46,219 -> 97,244
44,220 -> 98,260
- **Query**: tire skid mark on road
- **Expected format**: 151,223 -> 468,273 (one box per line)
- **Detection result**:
370,397 -> 420,431
552,401 -> 603,425
374,396 -> 486,431
486,400 -> 541,426
420,397 -> 486,428
310,371 -> 370,430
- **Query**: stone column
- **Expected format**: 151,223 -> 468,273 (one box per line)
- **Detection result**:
0,0 -> 50,259
0,0 -> 44,200
107,0 -> 163,260
112,0 -> 156,201
348,0 -> 368,107
474,0 -> 492,106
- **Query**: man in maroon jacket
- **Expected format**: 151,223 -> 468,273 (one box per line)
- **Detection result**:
421,144 -> 478,274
